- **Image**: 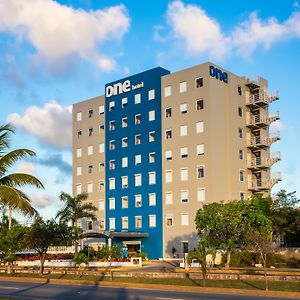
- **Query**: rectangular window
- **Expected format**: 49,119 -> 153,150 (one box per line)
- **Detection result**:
109,101 -> 115,111
165,170 -> 172,183
149,152 -> 155,163
109,160 -> 115,170
196,121 -> 204,133
87,182 -> 93,193
135,194 -> 142,207
99,143 -> 104,153
240,170 -> 245,182
76,166 -> 82,176
109,120 -> 115,131
88,165 -> 93,174
109,178 -> 115,190
164,85 -> 171,97
149,131 -> 155,142
180,81 -> 187,93
122,217 -> 128,229
88,127 -> 93,136
99,219 -> 105,230
76,184 -> 82,195
99,199 -> 105,211
109,140 -> 115,150
122,137 -> 128,148
122,176 -> 128,188
77,129 -> 82,138
87,145 -> 93,155
196,77 -> 203,88
165,129 -> 172,139
165,150 -> 172,160
122,196 -> 128,209
197,144 -> 204,156
149,215 -> 156,227
166,215 -> 173,227
109,197 -> 115,210
238,86 -> 242,96
165,107 -> 172,118
239,150 -> 244,160
135,93 -> 141,104
165,192 -> 173,205
197,188 -> 205,202
196,99 -> 204,110
180,125 -> 187,136
99,124 -> 105,133
88,109 -> 93,118
135,216 -> 142,228
240,192 -> 245,200
76,112 -> 82,121
122,117 -> 128,128
99,163 -> 105,172
239,128 -> 243,138
122,157 -> 128,168
238,107 -> 243,117
181,190 -> 189,203
135,174 -> 142,186
149,110 -> 155,121
122,97 -> 128,108
109,218 -> 115,230
181,213 -> 189,226
135,154 -> 141,165
76,148 -> 82,158
148,89 -> 155,100
149,172 -> 156,185
88,221 -> 93,230
99,105 -> 104,115
181,168 -> 188,181
99,180 -> 105,191
182,242 -> 189,254
180,147 -> 188,158
180,103 -> 187,114
197,166 -> 205,178
135,114 -> 141,125
135,134 -> 141,145
149,193 -> 156,206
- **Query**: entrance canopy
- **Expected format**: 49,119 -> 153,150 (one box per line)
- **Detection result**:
83,230 -> 149,239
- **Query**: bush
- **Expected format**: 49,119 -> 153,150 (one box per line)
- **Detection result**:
132,252 -> 148,260
72,253 -> 89,266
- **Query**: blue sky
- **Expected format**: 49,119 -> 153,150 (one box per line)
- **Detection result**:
0,0 -> 299,221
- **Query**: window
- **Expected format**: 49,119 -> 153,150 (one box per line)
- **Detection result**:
109,140 -> 115,150
181,168 -> 188,181
149,152 -> 155,163
148,89 -> 155,100
196,121 -> 204,133
109,178 -> 115,190
149,131 -> 155,142
135,174 -> 142,186
149,110 -> 155,121
197,144 -> 204,156
165,107 -> 172,118
165,129 -> 172,139
76,112 -> 82,121
122,137 -> 128,148
99,180 -> 105,191
180,103 -> 187,114
122,97 -> 128,107
164,85 -> 171,97
135,154 -> 141,165
238,86 -> 242,96
196,77 -> 203,88
122,117 -> 128,128
180,147 -> 188,158
197,166 -> 205,178
197,188 -> 205,202
240,192 -> 245,200
122,196 -> 128,209
196,99 -> 204,110
238,107 -> 243,117
166,215 -> 173,227
135,93 -> 141,104
109,101 -> 115,111
99,163 -> 105,172
165,170 -> 172,183
135,195 -> 142,207
149,215 -> 156,227
109,218 -> 115,230
122,176 -> 128,188
122,217 -> 128,229
239,128 -> 243,138
87,146 -> 93,155
165,150 -> 172,160
239,170 -> 245,182
76,184 -> 82,195
99,199 -> 105,211
165,192 -> 173,205
88,109 -> 93,118
149,172 -> 156,185
181,190 -> 189,203
76,148 -> 82,158
182,242 -> 189,254
135,114 -> 141,125
180,125 -> 187,136
99,124 -> 105,133
239,150 -> 244,160
88,221 -> 93,230
109,198 -> 115,210
122,157 -> 128,168
87,182 -> 93,193
180,81 -> 187,93
76,166 -> 82,176
135,216 -> 142,228
109,120 -> 115,131
181,213 -> 189,226
135,134 -> 141,145
88,127 -> 93,136
88,165 -> 93,174
149,193 -> 156,206
109,160 -> 115,170
99,219 -> 105,230
99,105 -> 105,115
99,143 -> 104,153
77,130 -> 82,138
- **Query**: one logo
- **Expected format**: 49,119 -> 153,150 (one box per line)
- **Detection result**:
209,65 -> 228,83
106,80 -> 131,98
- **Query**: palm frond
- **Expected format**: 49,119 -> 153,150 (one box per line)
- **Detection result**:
0,173 -> 44,189
0,124 -> 14,153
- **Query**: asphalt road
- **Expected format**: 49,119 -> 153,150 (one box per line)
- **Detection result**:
0,281 -> 297,300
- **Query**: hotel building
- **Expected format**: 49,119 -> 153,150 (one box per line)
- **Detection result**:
72,62 -> 281,259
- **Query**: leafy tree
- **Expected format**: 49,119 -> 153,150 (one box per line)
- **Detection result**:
56,192 -> 97,257
23,218 -> 72,274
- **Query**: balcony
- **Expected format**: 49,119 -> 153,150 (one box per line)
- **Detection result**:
246,111 -> 280,128
247,132 -> 280,149
245,90 -> 279,107
248,173 -> 282,191
247,152 -> 281,170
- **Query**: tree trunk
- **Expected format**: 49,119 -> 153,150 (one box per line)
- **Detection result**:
74,240 -> 78,258
262,253 -> 268,291
40,252 -> 46,275
7,207 -> 12,274
225,248 -> 232,269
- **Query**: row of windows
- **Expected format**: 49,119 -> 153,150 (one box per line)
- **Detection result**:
165,167 -> 205,182
165,145 -> 204,159
108,214 -> 156,230
165,99 -> 203,118
165,121 -> 204,139
164,78 -> 203,98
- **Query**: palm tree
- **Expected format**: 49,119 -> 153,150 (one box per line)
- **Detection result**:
56,192 -> 97,257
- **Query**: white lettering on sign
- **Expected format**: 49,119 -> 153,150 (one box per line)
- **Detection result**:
106,80 -> 144,98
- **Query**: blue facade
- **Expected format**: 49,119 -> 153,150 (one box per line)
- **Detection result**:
105,67 -> 170,259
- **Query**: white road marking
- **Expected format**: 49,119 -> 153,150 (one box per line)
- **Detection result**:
155,298 -> 184,300
0,286 -> 20,290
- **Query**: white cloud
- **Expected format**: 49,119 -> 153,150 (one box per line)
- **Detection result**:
7,101 -> 72,148
15,162 -> 36,176
30,194 -> 54,209
0,0 -> 130,71
270,120 -> 285,133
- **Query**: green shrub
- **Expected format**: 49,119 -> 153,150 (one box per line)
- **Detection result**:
132,252 -> 148,260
